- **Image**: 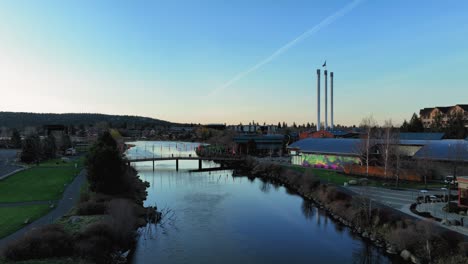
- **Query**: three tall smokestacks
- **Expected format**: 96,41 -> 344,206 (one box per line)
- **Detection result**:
316,69 -> 334,131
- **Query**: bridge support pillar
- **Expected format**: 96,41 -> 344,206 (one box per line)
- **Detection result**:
198,159 -> 202,170
176,159 -> 179,171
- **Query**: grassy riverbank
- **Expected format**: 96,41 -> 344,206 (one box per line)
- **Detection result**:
0,205 -> 51,239
283,164 -> 446,190
0,157 -> 84,239
0,158 -> 84,203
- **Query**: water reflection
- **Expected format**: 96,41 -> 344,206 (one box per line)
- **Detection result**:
352,243 -> 386,264
301,200 -> 315,220
259,180 -> 272,193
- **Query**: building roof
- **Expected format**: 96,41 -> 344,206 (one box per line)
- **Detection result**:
413,140 -> 468,162
288,138 -> 361,156
436,106 -> 451,113
328,130 -> 351,136
456,104 -> 468,111
420,107 -> 434,116
234,134 -> 284,143
399,132 -> 444,140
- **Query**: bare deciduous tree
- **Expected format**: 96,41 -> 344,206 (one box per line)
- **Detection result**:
357,115 -> 378,177
378,119 -> 399,180
416,140 -> 433,188
448,140 -> 467,179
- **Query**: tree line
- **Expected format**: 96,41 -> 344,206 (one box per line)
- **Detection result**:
20,134 -> 72,163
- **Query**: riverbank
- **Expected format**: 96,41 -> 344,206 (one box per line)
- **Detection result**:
233,158 -> 468,264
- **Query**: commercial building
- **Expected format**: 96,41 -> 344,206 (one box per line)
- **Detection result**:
233,134 -> 284,155
458,176 -> 468,208
288,138 -> 362,170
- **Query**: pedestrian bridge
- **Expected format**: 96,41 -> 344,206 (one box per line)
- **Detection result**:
126,154 -> 244,171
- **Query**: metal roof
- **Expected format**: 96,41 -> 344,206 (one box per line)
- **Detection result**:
413,140 -> 468,162
233,134 -> 284,143
399,132 -> 444,140
288,138 -> 361,156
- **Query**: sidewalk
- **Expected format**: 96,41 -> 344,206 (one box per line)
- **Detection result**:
0,169 -> 87,249
400,203 -> 468,237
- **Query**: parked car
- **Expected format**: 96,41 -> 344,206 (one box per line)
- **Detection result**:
65,148 -> 76,156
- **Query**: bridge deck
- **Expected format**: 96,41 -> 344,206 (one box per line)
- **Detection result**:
127,156 -> 244,162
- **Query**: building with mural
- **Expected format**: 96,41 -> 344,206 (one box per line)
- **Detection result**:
288,138 -> 362,170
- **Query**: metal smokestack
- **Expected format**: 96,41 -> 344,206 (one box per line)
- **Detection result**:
324,70 -> 328,130
330,72 -> 334,130
316,69 -> 321,131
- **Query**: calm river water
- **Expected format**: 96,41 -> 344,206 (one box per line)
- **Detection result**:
127,141 -> 397,264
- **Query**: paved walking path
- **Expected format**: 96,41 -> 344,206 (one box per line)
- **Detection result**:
0,169 -> 87,249
400,203 -> 468,237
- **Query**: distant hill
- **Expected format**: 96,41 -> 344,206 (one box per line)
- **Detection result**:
0,112 -> 174,129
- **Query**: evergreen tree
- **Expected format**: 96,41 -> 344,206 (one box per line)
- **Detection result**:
42,134 -> 56,159
400,120 -> 409,132
61,134 -> 73,151
21,135 -> 41,163
10,129 -> 22,148
277,122 -> 281,128
408,113 -> 424,132
445,112 -> 466,139
86,132 -> 126,194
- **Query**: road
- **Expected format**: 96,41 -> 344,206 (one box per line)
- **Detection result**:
0,169 -> 87,249
0,149 -> 23,180
346,186 -> 446,209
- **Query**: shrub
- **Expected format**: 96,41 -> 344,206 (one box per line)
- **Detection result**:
386,224 -> 422,252
4,224 -> 73,261
74,222 -> 115,263
458,242 -> 468,257
106,199 -> 137,249
76,201 -> 108,215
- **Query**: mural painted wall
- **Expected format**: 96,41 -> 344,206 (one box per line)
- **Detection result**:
292,153 -> 360,170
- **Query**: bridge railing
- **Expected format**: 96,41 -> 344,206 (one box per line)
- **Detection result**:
125,153 -> 245,161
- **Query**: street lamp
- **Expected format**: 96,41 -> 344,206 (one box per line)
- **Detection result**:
420,190 -> 428,212
444,176 -> 457,213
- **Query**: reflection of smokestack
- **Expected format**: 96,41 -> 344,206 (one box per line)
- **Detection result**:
324,70 -> 328,130
330,72 -> 334,130
316,69 -> 321,131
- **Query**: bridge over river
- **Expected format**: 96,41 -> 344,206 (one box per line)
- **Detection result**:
126,154 -> 245,171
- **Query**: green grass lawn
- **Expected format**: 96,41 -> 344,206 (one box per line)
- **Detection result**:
283,164 -> 446,190
0,167 -> 78,203
282,164 -> 357,185
0,258 -> 91,264
0,204 -> 51,238
38,157 -> 85,168
0,157 -> 84,203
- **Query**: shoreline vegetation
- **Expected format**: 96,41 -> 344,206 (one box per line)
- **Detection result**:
1,133 -> 161,264
231,157 -> 468,264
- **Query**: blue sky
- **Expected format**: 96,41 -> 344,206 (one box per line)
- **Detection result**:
0,0 -> 467,126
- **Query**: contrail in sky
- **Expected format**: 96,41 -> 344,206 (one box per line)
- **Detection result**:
209,0 -> 364,96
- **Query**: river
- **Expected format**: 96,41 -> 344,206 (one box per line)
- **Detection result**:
127,141 -> 398,264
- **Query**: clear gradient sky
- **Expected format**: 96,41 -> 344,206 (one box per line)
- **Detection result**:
1,0 -> 467,126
